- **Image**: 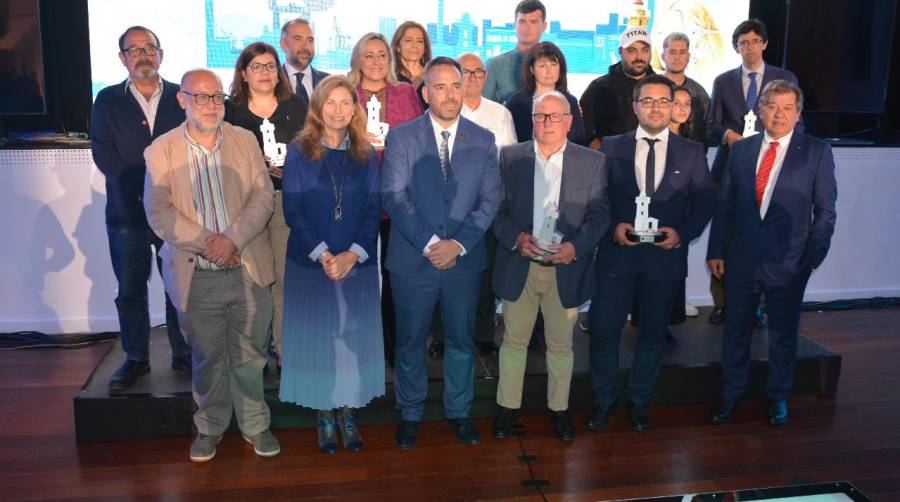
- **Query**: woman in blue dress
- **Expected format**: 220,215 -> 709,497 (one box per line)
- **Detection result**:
279,75 -> 384,454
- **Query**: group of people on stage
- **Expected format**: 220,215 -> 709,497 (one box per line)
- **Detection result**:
90,0 -> 836,463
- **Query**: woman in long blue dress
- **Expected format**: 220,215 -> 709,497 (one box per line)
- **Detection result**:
280,75 -> 384,454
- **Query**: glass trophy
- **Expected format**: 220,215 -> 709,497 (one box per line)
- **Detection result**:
535,202 -> 564,259
366,95 -> 390,147
259,118 -> 287,167
626,191 -> 664,243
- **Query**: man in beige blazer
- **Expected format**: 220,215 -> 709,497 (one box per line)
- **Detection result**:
143,69 -> 278,462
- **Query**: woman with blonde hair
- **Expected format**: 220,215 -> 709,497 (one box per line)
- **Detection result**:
279,75 -> 384,454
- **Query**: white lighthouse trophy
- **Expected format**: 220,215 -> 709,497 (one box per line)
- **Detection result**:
366,95 -> 390,147
535,201 -> 564,258
742,109 -> 760,138
259,118 -> 286,167
627,191 -> 664,243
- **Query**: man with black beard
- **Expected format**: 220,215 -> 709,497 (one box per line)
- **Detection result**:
280,18 -> 329,106
580,26 -> 655,149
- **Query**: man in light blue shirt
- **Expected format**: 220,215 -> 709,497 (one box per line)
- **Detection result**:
482,0 -> 547,104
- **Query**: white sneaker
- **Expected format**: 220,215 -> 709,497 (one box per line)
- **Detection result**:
685,303 -> 699,317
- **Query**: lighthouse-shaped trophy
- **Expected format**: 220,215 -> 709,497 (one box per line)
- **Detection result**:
535,202 -> 564,259
627,191 -> 664,243
366,95 -> 390,147
259,118 -> 286,167
742,109 -> 760,138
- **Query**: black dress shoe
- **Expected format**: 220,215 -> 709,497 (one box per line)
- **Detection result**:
109,359 -> 150,391
708,306 -> 725,324
627,403 -> 650,432
585,403 -> 616,430
476,341 -> 500,355
427,340 -> 445,359
447,418 -> 480,445
768,399 -> 788,425
171,354 -> 192,374
395,420 -> 419,449
550,410 -> 574,441
492,407 -> 518,438
711,400 -> 737,424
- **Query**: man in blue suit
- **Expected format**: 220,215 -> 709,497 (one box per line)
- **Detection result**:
707,19 -> 799,325
587,75 -> 715,432
382,57 -> 501,449
707,80 -> 837,426
280,18 -> 329,107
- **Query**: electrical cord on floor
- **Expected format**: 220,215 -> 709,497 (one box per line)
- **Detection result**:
511,420 -> 550,502
0,331 -> 118,351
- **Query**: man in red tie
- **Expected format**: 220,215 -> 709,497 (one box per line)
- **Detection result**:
706,80 -> 837,426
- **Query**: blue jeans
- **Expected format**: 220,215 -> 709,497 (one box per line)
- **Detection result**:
107,225 -> 190,361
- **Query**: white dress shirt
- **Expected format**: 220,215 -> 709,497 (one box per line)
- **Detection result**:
424,114 -> 466,255
126,76 -> 163,134
756,128 -> 794,219
284,62 -> 313,97
533,140 -> 566,237
634,126 -> 669,194
461,97 -> 518,148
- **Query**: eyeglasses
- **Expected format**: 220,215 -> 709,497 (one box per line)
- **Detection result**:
122,44 -> 160,57
463,69 -> 486,79
634,97 -> 672,109
181,91 -> 226,106
737,38 -> 765,49
532,112 -> 570,124
248,62 -> 277,73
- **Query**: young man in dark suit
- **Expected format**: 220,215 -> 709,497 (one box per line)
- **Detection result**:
279,18 -> 329,106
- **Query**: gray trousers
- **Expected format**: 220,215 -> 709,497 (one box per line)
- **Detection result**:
181,267 -> 273,437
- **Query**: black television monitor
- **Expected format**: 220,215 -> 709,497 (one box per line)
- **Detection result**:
0,0 -> 46,115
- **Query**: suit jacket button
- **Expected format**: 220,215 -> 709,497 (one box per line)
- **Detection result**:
188,257 -> 194,263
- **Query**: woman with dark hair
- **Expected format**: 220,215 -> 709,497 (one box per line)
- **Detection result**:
224,42 -> 307,363
391,20 -> 432,109
669,85 -> 700,141
348,32 -> 422,365
504,41 -> 586,145
279,75 -> 383,454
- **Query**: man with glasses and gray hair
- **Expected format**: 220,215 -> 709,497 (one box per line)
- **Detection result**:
90,26 -> 191,392
586,74 -> 714,434
490,91 -> 608,442
144,68 -> 279,462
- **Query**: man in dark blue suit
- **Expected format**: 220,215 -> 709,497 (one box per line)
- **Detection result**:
707,19 -> 799,324
280,18 -> 329,107
587,75 -> 715,432
707,80 -> 836,426
382,57 -> 500,449
90,26 -> 190,391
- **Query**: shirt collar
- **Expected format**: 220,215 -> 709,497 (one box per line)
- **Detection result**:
285,62 -> 307,78
533,139 -> 567,161
742,62 -> 765,76
429,113 -> 460,137
319,132 -> 351,150
762,128 -> 794,148
183,123 -> 223,153
124,76 -> 163,95
636,125 -> 670,143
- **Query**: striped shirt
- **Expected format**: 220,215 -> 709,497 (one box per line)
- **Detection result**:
184,126 -> 231,270
126,76 -> 163,133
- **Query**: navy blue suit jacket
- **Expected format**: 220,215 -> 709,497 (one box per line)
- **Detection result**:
381,113 -> 501,278
708,64 -> 799,182
707,132 -> 837,285
492,141 -> 609,308
90,79 -> 185,228
597,131 -> 715,281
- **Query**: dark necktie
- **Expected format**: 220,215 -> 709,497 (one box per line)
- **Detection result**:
643,137 -> 659,196
295,72 -> 309,106
439,130 -> 451,182
746,71 -> 759,111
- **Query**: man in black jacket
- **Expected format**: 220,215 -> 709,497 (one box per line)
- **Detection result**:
90,26 -> 190,391
580,26 -> 655,149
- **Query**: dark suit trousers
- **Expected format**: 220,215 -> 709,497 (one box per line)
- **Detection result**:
392,270 -> 481,421
720,270 -> 811,402
379,221 -> 396,352
588,263 -> 680,408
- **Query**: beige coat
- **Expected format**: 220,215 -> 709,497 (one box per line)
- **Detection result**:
143,121 -> 275,312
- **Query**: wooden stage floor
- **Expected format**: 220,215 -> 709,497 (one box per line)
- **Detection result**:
1,307 -> 898,501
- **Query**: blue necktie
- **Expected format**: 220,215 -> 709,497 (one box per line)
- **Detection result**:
439,130 -> 451,182
746,71 -> 758,111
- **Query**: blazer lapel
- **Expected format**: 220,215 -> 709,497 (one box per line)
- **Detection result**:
765,132 -> 806,221
420,115 -> 444,187
519,143 -> 537,233
730,67 -> 746,113
651,137 -> 676,203
622,132 -> 640,197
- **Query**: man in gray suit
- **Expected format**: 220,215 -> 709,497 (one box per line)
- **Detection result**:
490,91 -> 609,441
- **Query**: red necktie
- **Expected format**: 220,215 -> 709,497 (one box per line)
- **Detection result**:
756,141 -> 779,208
